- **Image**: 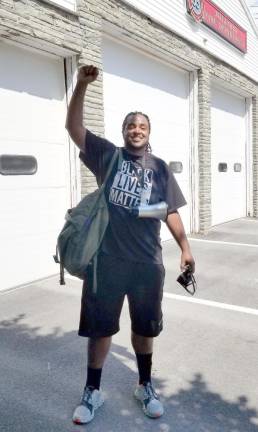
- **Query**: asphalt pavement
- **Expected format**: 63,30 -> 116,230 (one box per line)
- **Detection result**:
0,217 -> 258,432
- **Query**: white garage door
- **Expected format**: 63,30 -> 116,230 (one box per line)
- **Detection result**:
0,43 -> 71,291
211,87 -> 247,226
102,38 -> 191,238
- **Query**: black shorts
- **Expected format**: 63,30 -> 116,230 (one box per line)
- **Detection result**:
78,252 -> 165,338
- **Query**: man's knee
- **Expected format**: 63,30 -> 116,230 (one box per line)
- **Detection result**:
88,336 -> 112,350
131,332 -> 154,353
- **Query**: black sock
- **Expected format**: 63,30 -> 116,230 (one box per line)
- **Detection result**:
136,353 -> 153,385
86,367 -> 102,390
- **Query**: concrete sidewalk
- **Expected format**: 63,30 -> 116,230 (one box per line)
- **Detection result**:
1,218 -> 258,432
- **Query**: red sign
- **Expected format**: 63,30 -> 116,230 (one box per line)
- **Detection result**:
186,0 -> 247,53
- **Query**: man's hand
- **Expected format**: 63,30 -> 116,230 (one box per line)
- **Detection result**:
180,250 -> 195,273
77,65 -> 99,85
65,65 -> 98,151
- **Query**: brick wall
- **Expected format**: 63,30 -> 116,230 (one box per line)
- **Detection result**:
77,2 -> 104,194
0,0 -> 82,53
198,70 -> 212,233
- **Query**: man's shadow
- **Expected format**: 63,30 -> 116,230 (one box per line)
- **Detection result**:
1,314 -> 258,432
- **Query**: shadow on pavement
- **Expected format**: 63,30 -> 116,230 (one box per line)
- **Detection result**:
0,314 -> 258,432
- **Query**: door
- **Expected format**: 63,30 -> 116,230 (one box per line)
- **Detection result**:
211,86 -> 246,226
0,42 -> 71,290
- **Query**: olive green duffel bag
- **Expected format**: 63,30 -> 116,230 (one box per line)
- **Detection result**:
54,148 -> 119,292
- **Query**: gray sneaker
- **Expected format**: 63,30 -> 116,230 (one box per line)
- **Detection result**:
72,386 -> 104,424
134,382 -> 164,418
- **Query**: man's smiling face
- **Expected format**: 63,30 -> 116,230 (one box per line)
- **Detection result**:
123,114 -> 150,151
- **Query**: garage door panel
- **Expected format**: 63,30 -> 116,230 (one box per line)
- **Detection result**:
1,188 -> 67,235
154,126 -> 189,160
211,90 -> 246,118
0,46 -> 66,148
211,87 -> 246,226
1,187 -> 66,288
0,232 -> 58,288
0,92 -> 66,144
0,43 -> 65,99
103,40 -> 189,100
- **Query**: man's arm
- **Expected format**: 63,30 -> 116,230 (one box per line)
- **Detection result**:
65,65 -> 99,152
166,211 -> 195,272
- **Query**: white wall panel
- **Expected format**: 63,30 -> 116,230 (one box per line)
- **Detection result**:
122,0 -> 258,82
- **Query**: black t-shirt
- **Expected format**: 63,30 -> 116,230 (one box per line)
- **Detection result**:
79,130 -> 186,264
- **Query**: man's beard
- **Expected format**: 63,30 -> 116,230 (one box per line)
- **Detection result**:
124,140 -> 147,155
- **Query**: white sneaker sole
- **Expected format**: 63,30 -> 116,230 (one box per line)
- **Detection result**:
134,391 -> 164,418
73,396 -> 104,425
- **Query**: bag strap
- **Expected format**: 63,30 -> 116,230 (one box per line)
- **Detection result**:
99,148 -> 120,191
91,149 -> 120,295
118,147 -> 123,171
53,246 -> 65,285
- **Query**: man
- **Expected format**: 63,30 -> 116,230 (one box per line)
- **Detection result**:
66,65 -> 195,424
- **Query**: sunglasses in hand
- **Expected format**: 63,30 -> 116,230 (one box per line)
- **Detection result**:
177,266 -> 196,296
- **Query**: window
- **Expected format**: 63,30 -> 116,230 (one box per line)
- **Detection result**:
218,163 -> 227,172
169,161 -> 183,174
0,155 -> 38,175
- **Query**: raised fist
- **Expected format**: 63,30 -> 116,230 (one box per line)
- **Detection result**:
77,65 -> 99,85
